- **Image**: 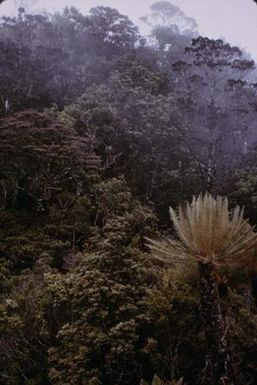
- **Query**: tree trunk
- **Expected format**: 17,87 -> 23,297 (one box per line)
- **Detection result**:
198,262 -> 233,385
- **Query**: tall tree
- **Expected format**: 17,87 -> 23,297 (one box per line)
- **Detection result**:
171,37 -> 256,191
141,1 -> 197,52
141,1 -> 197,32
69,6 -> 139,50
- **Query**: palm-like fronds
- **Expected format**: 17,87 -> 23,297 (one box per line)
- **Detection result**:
140,375 -> 185,385
146,194 -> 257,266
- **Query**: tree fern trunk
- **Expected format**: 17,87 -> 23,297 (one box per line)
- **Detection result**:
198,262 -> 233,385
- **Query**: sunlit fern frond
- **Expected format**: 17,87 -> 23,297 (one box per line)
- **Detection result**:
145,236 -> 196,266
171,379 -> 185,385
147,193 -> 257,266
148,375 -> 186,385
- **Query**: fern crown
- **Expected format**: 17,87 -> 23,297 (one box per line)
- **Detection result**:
146,194 -> 257,266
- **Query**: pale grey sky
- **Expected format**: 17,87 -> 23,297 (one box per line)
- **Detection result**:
1,0 -> 257,60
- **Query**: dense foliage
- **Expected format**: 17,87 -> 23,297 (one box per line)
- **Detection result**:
1,2 -> 257,385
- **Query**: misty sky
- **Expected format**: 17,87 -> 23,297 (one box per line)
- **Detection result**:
1,0 -> 257,60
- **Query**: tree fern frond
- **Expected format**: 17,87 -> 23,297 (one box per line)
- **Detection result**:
149,375 -> 186,385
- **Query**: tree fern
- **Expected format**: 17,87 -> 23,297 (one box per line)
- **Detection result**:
146,194 -> 257,267
146,193 -> 257,385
